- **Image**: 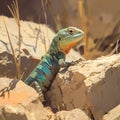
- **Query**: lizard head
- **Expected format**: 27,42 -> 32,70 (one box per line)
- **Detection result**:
51,27 -> 84,54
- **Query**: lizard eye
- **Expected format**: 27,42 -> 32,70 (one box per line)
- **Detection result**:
68,29 -> 74,35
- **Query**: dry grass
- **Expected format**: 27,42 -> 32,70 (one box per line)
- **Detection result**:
3,0 -> 21,79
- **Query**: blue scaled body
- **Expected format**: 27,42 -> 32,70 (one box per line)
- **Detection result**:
24,27 -> 84,101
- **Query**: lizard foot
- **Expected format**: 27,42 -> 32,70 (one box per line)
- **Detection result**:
59,58 -> 86,73
30,81 -> 45,102
0,79 -> 19,98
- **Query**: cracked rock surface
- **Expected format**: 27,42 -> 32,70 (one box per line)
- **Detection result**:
46,54 -> 120,120
0,78 -> 54,120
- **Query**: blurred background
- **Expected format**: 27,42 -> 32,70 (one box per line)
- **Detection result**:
0,0 -> 120,59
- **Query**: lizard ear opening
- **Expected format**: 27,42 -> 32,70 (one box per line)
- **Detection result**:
59,36 -> 61,40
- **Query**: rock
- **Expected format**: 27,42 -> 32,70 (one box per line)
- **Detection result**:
1,53 -> 120,120
103,104 -> 120,120
0,16 -> 82,60
0,16 -> 55,58
46,54 -> 120,120
56,109 -> 91,120
0,77 -> 54,120
0,78 -> 91,120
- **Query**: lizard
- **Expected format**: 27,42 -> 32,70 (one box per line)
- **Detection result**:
0,27 -> 84,102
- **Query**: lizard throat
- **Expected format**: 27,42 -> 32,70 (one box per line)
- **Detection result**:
59,42 -> 77,54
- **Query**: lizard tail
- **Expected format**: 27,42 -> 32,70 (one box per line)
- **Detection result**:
30,81 -> 45,102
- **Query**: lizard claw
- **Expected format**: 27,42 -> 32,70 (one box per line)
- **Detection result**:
71,57 -> 86,65
0,79 -> 19,98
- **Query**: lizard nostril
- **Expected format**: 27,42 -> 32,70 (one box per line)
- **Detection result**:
59,37 -> 61,40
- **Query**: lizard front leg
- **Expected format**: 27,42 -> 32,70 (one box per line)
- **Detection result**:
58,59 -> 73,73
59,58 -> 85,73
58,59 -> 71,67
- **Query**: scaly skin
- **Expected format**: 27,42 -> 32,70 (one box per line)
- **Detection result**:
24,27 -> 84,101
